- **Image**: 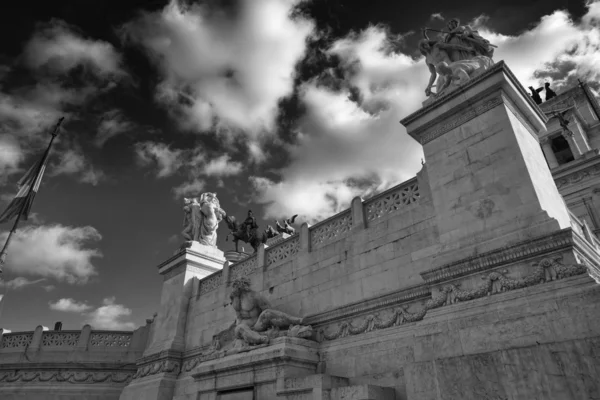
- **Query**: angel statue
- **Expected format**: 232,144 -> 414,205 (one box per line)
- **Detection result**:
275,215 -> 298,235
182,193 -> 226,247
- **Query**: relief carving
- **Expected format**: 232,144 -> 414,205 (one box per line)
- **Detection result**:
0,370 -> 133,384
319,256 -> 588,341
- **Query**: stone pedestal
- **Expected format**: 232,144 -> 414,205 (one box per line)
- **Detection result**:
401,62 -> 571,268
120,242 -> 225,400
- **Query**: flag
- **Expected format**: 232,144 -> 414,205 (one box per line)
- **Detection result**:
0,153 -> 47,224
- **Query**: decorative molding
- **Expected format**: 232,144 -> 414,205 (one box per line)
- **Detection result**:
89,332 -> 132,347
266,236 -> 300,265
319,256 -> 588,341
0,370 -> 133,384
41,331 -> 80,347
365,180 -> 420,222
555,163 -> 600,189
199,271 -> 222,294
310,211 -> 353,250
0,333 -> 33,348
419,229 -> 574,284
305,284 -> 430,327
132,359 -> 181,379
229,254 -> 259,281
417,96 -> 504,145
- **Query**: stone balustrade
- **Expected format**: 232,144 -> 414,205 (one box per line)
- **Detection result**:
0,324 -> 148,364
198,177 -> 421,295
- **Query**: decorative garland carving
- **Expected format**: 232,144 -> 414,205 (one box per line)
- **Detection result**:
310,211 -> 352,249
0,370 -> 132,384
267,236 -> 300,265
132,359 -> 181,379
319,257 -> 588,341
230,255 -> 258,281
555,165 -> 600,189
365,181 -> 420,221
199,271 -> 222,294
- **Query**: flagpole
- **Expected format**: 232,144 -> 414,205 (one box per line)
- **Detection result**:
0,117 -> 64,272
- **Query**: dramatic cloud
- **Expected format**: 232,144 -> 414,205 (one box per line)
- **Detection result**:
0,135 -> 23,182
122,0 -> 314,140
0,277 -> 46,290
253,27 -> 426,221
50,149 -> 105,185
84,297 -> 136,330
95,109 -> 135,146
49,298 -> 93,312
22,19 -> 125,78
135,142 -> 184,178
203,155 -> 243,177
135,141 -> 244,197
475,4 -> 600,89
430,13 -> 444,21
0,224 -> 102,284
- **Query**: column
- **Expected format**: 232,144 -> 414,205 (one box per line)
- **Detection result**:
562,130 -> 583,159
540,137 -> 559,169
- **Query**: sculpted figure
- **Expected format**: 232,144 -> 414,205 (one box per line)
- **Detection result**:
529,86 -> 544,105
229,277 -> 311,346
182,193 -> 226,247
224,213 -> 278,252
275,214 -> 298,235
441,18 -> 494,62
544,82 -> 557,101
420,19 -> 495,99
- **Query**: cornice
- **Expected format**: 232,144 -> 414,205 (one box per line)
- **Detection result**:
420,229 -> 574,284
304,283 -> 431,327
0,369 -> 133,384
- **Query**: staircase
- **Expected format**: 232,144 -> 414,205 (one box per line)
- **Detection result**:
276,373 -> 395,400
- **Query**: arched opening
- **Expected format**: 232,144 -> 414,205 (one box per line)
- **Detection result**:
551,135 -> 574,165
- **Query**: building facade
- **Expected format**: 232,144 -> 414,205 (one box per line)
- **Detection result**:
2,63 -> 600,400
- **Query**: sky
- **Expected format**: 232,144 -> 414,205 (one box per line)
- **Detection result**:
0,0 -> 599,332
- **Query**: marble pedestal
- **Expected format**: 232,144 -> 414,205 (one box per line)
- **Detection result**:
119,242 -> 225,400
401,61 -> 571,269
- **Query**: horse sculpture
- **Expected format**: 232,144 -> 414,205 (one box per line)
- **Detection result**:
224,215 -> 278,253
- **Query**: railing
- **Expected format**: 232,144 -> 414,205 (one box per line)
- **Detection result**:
197,177 -> 422,294
0,328 -> 135,351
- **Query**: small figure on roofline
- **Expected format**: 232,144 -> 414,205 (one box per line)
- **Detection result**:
529,86 -> 544,105
275,214 -> 298,235
545,82 -> 557,101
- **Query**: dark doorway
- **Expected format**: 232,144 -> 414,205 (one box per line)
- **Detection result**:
551,135 -> 574,165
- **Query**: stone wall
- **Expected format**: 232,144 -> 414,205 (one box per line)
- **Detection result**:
0,324 -> 149,400
186,174 -> 437,350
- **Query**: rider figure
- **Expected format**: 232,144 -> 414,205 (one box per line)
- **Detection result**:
244,210 -> 257,240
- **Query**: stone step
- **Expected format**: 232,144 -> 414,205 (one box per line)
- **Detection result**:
330,384 -> 395,400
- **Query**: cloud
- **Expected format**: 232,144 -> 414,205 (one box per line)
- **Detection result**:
49,298 -> 92,312
474,4 -> 600,89
22,19 -> 126,78
135,141 -> 244,197
173,178 -> 205,198
253,26 -> 425,221
0,277 -> 46,290
95,109 -> 135,146
430,13 -> 444,21
121,0 -> 314,139
84,297 -> 136,330
203,155 -> 242,177
0,135 -> 24,183
135,141 -> 184,178
0,224 -> 102,284
50,149 -> 105,185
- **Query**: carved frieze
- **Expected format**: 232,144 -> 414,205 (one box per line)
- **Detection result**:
319,256 -> 588,341
199,271 -> 222,294
0,370 -> 132,384
41,331 -> 80,347
229,255 -> 258,281
132,359 -> 181,380
89,333 -> 131,347
0,333 -> 33,348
